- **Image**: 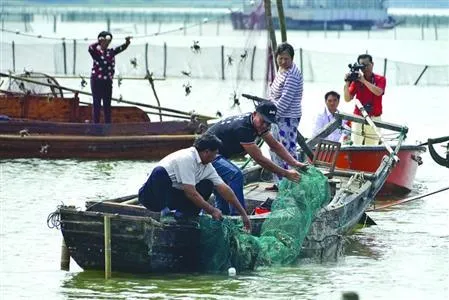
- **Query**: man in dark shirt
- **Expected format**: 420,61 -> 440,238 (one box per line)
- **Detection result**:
206,101 -> 307,215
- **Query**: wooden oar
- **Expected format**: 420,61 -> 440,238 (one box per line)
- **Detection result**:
368,186 -> 449,211
354,99 -> 399,163
0,72 -> 216,121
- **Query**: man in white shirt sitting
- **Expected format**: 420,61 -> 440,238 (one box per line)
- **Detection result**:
312,91 -> 348,142
138,134 -> 251,230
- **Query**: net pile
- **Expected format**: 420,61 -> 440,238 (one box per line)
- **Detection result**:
199,166 -> 330,273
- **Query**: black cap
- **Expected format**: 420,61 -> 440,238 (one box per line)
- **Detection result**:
98,31 -> 113,40
256,101 -> 277,124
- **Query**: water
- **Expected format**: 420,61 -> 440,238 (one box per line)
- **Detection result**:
1,17 -> 449,300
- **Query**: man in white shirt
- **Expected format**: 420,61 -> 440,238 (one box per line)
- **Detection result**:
312,91 -> 347,142
138,134 -> 251,230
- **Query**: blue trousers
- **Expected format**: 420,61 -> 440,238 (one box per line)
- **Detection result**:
212,156 -> 245,215
138,166 -> 213,216
91,79 -> 112,123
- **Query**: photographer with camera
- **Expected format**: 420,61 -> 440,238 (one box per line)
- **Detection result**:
343,54 -> 386,145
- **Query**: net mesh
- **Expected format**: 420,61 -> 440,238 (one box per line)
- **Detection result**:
199,166 -> 330,273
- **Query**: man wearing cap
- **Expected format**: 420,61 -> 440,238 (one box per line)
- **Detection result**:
206,101 -> 307,215
88,31 -> 131,123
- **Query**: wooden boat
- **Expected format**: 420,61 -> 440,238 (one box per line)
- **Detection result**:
335,145 -> 426,196
304,112 -> 426,197
50,115 -> 406,273
0,90 -> 208,160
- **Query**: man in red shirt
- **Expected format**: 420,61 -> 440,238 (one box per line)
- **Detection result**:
344,54 -> 386,145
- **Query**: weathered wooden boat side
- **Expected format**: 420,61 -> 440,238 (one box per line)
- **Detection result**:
0,134 -> 197,159
0,119 -> 200,136
59,208 -> 200,273
0,93 -> 206,159
0,94 -> 150,123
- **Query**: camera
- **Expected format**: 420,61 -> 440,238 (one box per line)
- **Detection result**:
346,62 -> 366,82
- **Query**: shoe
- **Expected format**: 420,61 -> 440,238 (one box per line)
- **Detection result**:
265,184 -> 278,192
160,207 -> 176,223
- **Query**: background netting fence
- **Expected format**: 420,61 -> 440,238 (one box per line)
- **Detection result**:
1,41 -> 448,85
199,166 -> 330,273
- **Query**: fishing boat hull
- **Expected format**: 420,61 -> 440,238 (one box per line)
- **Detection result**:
0,134 -> 196,160
55,149 -> 394,273
59,207 -> 201,273
0,94 -> 205,159
335,145 -> 426,196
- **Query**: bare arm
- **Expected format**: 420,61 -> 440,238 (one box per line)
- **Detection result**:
343,80 -> 354,102
360,78 -> 384,96
242,141 -> 300,182
215,183 -> 251,231
182,184 -> 222,220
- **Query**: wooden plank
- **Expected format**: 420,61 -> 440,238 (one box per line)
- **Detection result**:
335,112 -> 408,133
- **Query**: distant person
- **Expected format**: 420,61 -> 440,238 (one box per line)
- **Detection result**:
312,91 -> 349,142
88,31 -> 131,123
206,101 -> 307,215
138,134 -> 251,231
268,42 -> 304,191
344,54 -> 386,145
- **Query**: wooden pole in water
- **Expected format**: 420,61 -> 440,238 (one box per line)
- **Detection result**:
60,238 -> 70,271
342,292 -> 359,300
104,215 -> 112,279
264,0 -> 277,58
276,0 -> 287,42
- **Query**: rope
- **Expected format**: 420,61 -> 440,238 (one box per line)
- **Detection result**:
47,208 -> 61,229
0,15 -> 225,42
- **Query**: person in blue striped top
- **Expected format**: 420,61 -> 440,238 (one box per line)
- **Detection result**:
267,42 -> 304,191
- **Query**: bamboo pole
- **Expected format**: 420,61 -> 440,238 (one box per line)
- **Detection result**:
276,0 -> 287,42
60,238 -> 70,271
0,72 -> 215,121
104,215 -> 112,279
145,70 -> 163,122
264,0 -> 277,62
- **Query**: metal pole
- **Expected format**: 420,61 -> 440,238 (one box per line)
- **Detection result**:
299,47 -> 303,73
104,216 -> 111,279
107,17 -> 111,32
383,58 -> 387,77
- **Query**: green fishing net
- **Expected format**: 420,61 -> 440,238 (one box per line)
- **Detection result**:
199,166 -> 330,273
